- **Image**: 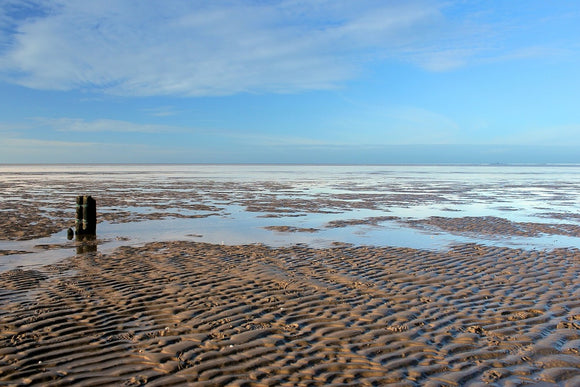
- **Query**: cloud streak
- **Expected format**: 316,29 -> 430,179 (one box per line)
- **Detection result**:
1,0 -> 553,97
0,137 -> 170,163
34,117 -> 183,134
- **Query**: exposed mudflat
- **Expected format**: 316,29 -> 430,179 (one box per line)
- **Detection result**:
1,241 -> 579,385
1,164 -> 580,385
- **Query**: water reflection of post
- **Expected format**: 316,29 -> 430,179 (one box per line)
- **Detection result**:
76,236 -> 97,254
75,195 -> 97,254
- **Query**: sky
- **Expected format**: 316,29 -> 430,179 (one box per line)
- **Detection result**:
0,0 -> 579,164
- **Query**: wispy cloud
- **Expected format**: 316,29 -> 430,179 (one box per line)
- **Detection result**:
0,137 -> 97,163
0,136 -> 184,163
1,137 -> 97,148
3,115 -> 329,146
0,0 -> 366,95
0,0 -> 539,96
34,117 -> 184,134
0,1 -> 577,97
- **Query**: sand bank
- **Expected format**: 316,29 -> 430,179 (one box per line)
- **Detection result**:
2,165 -> 580,384
1,241 -> 579,386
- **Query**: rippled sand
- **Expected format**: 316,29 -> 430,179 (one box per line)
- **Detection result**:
1,241 -> 579,386
2,165 -> 580,385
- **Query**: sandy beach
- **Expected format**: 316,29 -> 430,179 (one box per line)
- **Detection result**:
1,164 -> 580,385
3,0 -> 580,383
1,241 -> 579,385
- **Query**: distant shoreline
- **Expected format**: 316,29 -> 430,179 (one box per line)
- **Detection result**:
2,162 -> 580,167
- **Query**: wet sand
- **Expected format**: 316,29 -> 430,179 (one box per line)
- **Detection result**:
2,164 -> 580,244
1,165 -> 580,385
405,216 -> 580,238
1,241 -> 579,386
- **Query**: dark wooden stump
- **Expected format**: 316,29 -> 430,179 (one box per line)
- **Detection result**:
75,195 -> 97,236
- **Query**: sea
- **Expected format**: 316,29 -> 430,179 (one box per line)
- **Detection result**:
1,164 -> 580,271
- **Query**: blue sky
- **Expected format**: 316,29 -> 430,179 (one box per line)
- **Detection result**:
0,0 -> 579,164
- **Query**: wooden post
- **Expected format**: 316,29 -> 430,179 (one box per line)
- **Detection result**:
75,196 -> 83,232
75,195 -> 97,236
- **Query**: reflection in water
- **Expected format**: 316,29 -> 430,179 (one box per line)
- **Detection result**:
76,234 -> 98,254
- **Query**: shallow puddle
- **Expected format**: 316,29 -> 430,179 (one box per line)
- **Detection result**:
1,164 -> 580,271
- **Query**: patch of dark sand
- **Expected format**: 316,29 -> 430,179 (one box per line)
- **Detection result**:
243,194 -> 394,214
540,212 -> 580,222
325,216 -> 400,228
2,241 -> 578,385
330,241 -> 354,247
0,183 -> 225,241
150,204 -> 222,212
246,204 -> 338,215
263,226 -> 319,233
0,209 -> 72,241
33,243 -> 75,250
491,206 -> 521,212
100,211 -> 220,224
0,250 -> 32,256
407,215 -> 580,238
257,213 -> 307,218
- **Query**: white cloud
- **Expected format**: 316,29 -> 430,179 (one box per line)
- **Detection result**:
0,1 -> 576,96
0,0 -> 450,96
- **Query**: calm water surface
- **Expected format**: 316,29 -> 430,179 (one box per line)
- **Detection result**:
1,164 -> 579,271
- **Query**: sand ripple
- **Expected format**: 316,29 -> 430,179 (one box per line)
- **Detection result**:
1,242 -> 579,385
408,216 -> 580,238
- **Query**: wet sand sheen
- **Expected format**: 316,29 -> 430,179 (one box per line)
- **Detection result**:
1,241 -> 579,386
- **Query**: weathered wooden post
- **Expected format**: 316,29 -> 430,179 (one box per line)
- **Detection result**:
75,195 -> 97,236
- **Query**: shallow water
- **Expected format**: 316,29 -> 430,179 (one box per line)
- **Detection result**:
1,164 -> 580,271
